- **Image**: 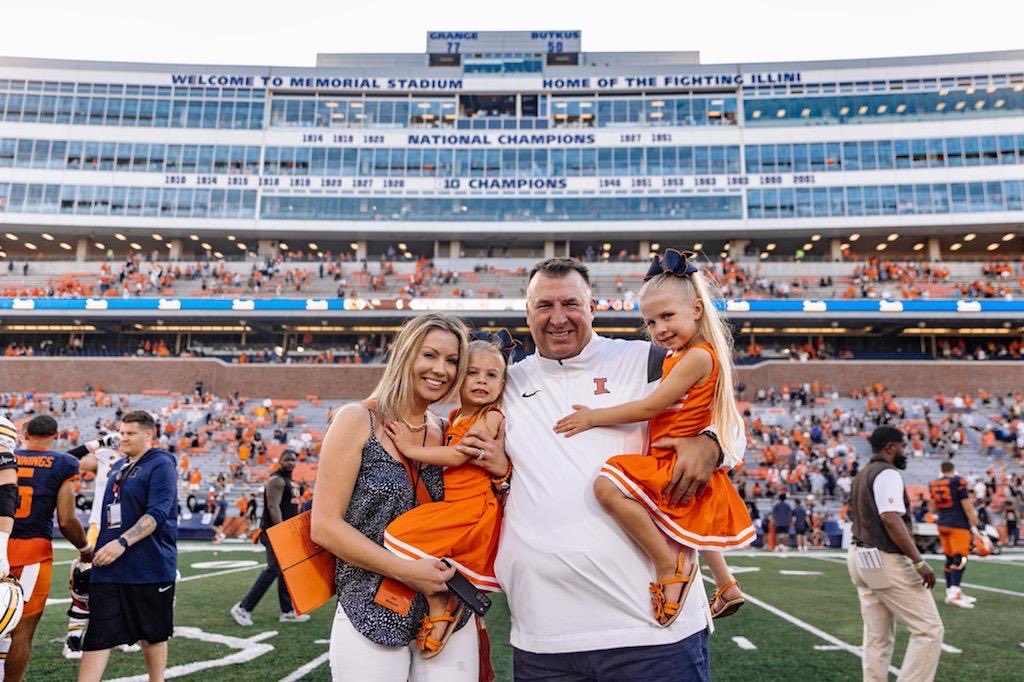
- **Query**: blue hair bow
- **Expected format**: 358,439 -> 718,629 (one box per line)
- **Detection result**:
470,328 -> 521,360
644,249 -> 699,282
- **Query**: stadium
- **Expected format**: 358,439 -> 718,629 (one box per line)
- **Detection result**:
0,29 -> 1022,681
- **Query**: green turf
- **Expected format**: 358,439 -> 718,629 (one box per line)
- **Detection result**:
22,546 -> 1023,680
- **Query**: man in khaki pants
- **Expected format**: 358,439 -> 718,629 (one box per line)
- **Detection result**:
847,426 -> 943,682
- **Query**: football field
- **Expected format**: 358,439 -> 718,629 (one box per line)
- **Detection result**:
26,544 -> 1023,681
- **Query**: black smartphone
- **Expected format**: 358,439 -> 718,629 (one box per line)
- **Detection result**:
441,560 -> 492,617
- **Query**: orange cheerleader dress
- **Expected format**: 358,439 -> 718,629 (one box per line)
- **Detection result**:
384,407 -> 502,592
598,343 -> 755,550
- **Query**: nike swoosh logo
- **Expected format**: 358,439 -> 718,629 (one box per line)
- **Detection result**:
522,390 -> 540,398
158,585 -> 173,593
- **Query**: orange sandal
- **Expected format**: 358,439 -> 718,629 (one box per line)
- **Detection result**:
649,552 -> 697,627
415,594 -> 465,659
709,579 -> 745,620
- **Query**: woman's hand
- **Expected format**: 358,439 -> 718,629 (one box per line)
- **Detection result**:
553,405 -> 594,437
458,421 -> 508,477
397,557 -> 456,596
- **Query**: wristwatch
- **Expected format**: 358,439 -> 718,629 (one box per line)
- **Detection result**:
117,536 -> 129,549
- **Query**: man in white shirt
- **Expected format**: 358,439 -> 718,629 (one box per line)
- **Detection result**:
847,426 -> 942,682
462,258 -> 740,681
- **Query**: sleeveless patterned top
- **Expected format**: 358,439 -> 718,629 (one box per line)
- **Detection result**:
334,409 -> 469,647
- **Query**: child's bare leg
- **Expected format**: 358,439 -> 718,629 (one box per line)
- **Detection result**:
594,478 -> 692,620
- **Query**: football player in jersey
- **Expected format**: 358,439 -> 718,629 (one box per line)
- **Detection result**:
0,415 -> 92,681
928,460 -> 981,608
0,416 -> 22,580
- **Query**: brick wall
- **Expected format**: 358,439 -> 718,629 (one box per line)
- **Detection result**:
2,358 -> 1021,399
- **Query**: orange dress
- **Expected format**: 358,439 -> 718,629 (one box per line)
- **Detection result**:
384,407 -> 502,591
598,343 -> 755,550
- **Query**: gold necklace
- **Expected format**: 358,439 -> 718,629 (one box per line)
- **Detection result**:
400,414 -> 427,432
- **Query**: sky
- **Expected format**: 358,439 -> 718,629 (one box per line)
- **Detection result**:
2,0 -> 1021,67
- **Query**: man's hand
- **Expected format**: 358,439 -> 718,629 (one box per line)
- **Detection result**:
458,421 -> 508,477
654,434 -> 720,505
916,561 -> 936,589
553,405 -> 595,437
78,544 -> 95,564
92,539 -> 126,567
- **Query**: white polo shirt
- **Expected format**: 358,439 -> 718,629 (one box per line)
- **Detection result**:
496,334 -> 741,653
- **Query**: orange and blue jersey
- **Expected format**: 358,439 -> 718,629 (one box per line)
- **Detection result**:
928,475 -> 971,529
11,447 -> 80,566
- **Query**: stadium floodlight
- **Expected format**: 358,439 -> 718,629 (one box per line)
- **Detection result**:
939,88 -> 949,96
189,234 -> 199,241
876,105 -> 887,114
201,242 -> 212,250
986,243 -> 1000,251
994,99 -> 1006,108
810,234 -> 821,242
129,242 -> 142,250
279,242 -> 289,250
875,243 -> 886,251
237,243 -> 247,249
152,233 -> 162,241
965,86 -> 976,95
308,243 -> 319,250
913,242 -> 925,251
349,242 -> 359,250
602,243 -> 611,251
776,108 -> 786,118
165,242 -> 173,248
24,242 -> 36,250
296,346 -> 305,352
60,242 -> 72,250
114,233 -> 126,240
760,252 -> 769,259
974,100 -> 985,109
692,242 -> 703,251
0,251 -> 5,258
848,233 -> 860,241
1002,233 -> 1015,241
896,103 -> 906,112
840,243 -> 850,250
986,85 -> 997,93
41,233 -> 54,240
651,243 -> 660,251
887,233 -> 899,241
398,242 -> 407,250
766,243 -> 776,251
963,233 -> 976,241
803,243 -> 813,250
801,108 -> 810,117
1015,83 -> 1024,92
839,106 -> 849,116
94,242 -> 105,249
751,110 -> 761,119
4,233 -> 17,241
214,251 -> 223,258
954,101 -> 966,110
226,234 -> 236,241
936,102 -> 946,111
950,243 -> 963,251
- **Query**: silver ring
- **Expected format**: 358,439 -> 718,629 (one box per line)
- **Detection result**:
477,448 -> 486,459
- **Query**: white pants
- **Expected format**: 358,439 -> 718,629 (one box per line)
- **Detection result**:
328,603 -> 479,682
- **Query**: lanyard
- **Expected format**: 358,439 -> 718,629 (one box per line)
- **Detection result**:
112,456 -> 142,503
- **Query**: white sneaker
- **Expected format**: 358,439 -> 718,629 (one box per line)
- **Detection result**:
958,591 -> 977,603
944,592 -> 975,609
63,635 -> 83,660
279,611 -> 311,623
231,603 -> 254,626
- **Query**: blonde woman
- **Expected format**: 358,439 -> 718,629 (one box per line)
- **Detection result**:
312,313 -> 506,681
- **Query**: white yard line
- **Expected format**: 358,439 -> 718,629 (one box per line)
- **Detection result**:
732,636 -> 757,650
278,652 -> 331,682
107,627 -> 276,681
961,582 -> 1024,598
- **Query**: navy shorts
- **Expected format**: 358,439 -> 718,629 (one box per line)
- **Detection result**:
513,628 -> 709,681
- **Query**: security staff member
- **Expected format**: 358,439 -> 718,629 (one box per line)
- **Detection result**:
847,426 -> 943,682
230,450 -> 309,625
78,411 -> 178,682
